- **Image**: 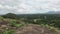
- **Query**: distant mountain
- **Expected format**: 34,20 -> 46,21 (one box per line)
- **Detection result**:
46,11 -> 60,14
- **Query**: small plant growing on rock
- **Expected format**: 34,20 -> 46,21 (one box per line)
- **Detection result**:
9,20 -> 24,28
3,30 -> 15,34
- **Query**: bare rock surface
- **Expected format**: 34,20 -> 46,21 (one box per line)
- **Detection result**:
15,24 -> 54,34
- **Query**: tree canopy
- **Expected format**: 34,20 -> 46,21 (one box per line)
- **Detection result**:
2,13 -> 17,19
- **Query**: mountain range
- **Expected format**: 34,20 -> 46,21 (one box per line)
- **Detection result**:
45,11 -> 60,14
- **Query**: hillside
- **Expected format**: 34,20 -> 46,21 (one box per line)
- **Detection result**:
0,16 -> 60,34
0,13 -> 60,34
14,24 -> 55,34
0,20 -> 57,34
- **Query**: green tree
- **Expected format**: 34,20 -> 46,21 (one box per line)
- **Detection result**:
2,13 -> 17,19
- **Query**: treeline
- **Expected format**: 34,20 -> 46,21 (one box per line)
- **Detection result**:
1,13 -> 60,20
1,13 -> 60,28
1,13 -> 20,19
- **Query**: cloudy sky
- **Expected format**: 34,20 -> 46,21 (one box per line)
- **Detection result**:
0,0 -> 60,14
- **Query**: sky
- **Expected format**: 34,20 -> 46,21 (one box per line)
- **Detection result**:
0,0 -> 60,14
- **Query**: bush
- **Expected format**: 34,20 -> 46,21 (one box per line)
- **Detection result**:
0,16 -> 4,20
9,20 -> 24,28
9,20 -> 16,27
15,24 -> 24,28
3,30 -> 14,34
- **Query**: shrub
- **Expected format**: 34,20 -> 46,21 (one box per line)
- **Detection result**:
9,20 -> 24,28
9,20 -> 16,27
3,30 -> 14,34
15,24 -> 24,28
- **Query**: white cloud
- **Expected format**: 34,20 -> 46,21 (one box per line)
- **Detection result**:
0,0 -> 60,14
0,5 -> 17,10
0,5 -> 4,8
